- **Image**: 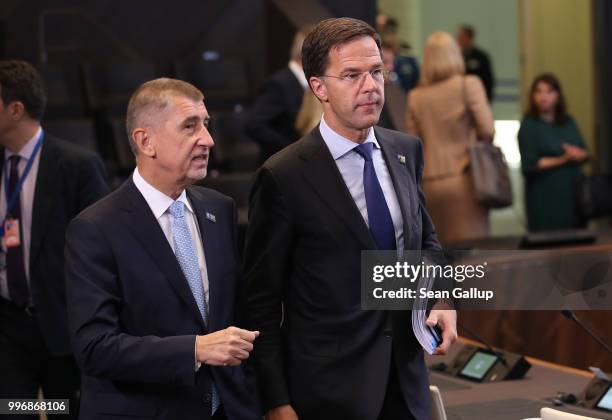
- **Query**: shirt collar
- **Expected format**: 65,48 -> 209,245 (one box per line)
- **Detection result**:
5,127 -> 43,161
288,60 -> 308,90
318,115 -> 379,160
132,167 -> 193,220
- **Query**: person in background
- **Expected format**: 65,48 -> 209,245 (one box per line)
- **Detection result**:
378,18 -> 420,94
0,60 -> 109,419
379,39 -> 407,132
294,90 -> 322,137
518,73 -> 588,231
406,32 -> 494,244
456,24 -> 494,102
246,27 -> 311,162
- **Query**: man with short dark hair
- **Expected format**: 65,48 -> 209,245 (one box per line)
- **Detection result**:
65,78 -> 260,420
0,60 -> 109,419
245,18 -> 457,420
456,24 -> 495,101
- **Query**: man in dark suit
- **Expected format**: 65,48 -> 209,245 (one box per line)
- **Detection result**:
65,78 -> 260,420
244,18 -> 457,420
457,25 -> 495,102
0,60 -> 109,419
246,28 -> 309,162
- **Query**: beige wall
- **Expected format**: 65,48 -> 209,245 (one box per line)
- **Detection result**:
519,0 -> 595,154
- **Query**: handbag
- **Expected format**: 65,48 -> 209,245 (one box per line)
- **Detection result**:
462,76 -> 513,208
468,142 -> 513,208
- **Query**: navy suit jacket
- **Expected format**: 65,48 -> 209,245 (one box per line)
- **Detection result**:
245,66 -> 304,162
65,179 -> 259,420
244,126 -> 440,420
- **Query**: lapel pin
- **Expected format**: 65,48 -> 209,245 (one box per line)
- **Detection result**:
205,212 -> 216,223
397,154 -> 406,164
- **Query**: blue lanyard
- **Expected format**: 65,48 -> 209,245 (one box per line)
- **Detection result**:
3,131 -> 44,220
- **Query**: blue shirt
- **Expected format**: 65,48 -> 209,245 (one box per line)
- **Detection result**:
319,116 -> 404,251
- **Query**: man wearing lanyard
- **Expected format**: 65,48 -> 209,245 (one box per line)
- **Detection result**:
0,60 -> 109,419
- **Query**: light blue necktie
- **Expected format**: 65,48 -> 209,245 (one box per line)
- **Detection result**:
168,200 -> 220,414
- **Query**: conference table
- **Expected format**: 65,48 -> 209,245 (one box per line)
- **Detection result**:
426,338 -> 612,419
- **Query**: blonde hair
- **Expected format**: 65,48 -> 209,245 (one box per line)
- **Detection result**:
295,90 -> 322,136
420,31 -> 465,86
126,77 -> 203,155
290,26 -> 314,63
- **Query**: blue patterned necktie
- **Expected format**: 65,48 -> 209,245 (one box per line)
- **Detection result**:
168,201 -> 220,414
353,142 -> 396,250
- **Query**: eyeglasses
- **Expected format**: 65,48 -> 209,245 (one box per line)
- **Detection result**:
320,68 -> 388,85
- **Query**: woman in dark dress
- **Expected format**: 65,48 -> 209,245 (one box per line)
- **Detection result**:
518,73 -> 589,231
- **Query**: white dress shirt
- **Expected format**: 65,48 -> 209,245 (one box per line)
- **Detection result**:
319,116 -> 405,251
132,168 -> 210,307
0,127 -> 43,301
288,60 -> 308,90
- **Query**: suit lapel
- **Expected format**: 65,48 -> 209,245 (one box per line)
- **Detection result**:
186,187 -> 223,332
375,128 -> 417,250
299,128 -> 376,250
30,139 -> 59,270
120,180 -> 207,330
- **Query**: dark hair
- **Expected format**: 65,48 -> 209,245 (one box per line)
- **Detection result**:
524,73 -> 568,125
0,60 -> 46,121
380,17 -> 398,35
302,17 -> 382,81
459,24 -> 475,39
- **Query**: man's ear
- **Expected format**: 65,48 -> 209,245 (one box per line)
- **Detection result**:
132,128 -> 156,157
309,77 -> 328,102
8,101 -> 26,121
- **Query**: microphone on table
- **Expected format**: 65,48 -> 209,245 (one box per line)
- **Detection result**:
458,321 -> 508,367
560,310 -> 612,355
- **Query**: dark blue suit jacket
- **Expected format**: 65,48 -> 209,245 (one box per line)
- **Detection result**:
244,126 -> 441,420
0,134 -> 108,356
65,179 -> 259,420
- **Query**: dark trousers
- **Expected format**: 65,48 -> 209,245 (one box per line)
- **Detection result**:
377,366 -> 417,420
0,299 -> 79,420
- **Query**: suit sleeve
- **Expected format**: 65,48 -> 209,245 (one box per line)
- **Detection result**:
65,217 -> 197,386
480,52 -> 495,101
243,167 -> 294,413
517,120 -> 540,175
76,153 -> 110,209
465,76 -> 495,141
246,80 -> 295,152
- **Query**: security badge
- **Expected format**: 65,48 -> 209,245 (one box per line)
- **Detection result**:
0,218 -> 21,271
3,218 -> 21,248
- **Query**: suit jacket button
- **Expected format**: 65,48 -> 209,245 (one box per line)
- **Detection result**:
203,393 -> 212,405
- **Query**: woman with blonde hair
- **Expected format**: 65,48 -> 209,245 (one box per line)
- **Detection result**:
295,90 -> 322,136
406,31 -> 494,244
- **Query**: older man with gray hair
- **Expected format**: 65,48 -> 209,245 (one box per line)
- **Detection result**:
66,78 -> 260,420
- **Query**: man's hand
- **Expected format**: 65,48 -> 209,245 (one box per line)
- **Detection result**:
196,326 -> 259,366
265,405 -> 298,420
426,302 -> 457,355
